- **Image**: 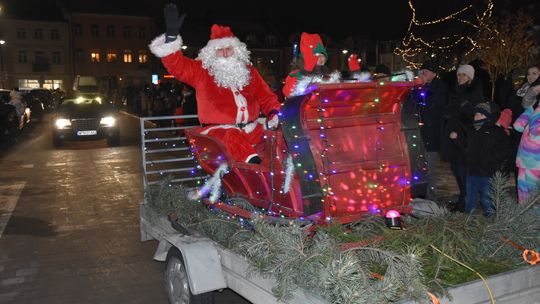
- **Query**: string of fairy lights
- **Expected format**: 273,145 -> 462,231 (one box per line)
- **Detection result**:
146,78 -> 428,227
395,0 -> 495,69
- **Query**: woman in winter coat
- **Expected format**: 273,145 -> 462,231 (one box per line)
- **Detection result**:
441,64 -> 485,211
513,84 -> 540,204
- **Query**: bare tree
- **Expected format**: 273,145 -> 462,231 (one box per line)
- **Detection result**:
476,10 -> 535,100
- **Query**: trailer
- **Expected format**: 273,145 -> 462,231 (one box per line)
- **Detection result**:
139,186 -> 540,304
138,90 -> 540,304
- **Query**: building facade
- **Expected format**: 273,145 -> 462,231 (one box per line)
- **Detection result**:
0,17 -> 70,90
66,12 -> 155,93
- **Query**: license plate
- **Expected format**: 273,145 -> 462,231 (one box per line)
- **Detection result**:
77,130 -> 97,136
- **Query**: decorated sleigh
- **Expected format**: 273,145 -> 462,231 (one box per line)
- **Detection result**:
186,80 -> 428,224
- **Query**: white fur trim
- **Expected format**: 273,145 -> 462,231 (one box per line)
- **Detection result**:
243,122 -> 257,133
149,34 -> 183,58
267,115 -> 279,129
351,71 -> 372,82
391,69 -> 414,82
206,37 -> 243,49
282,154 -> 294,193
232,89 -> 249,124
245,154 -> 259,163
188,163 -> 228,202
290,70 -> 342,97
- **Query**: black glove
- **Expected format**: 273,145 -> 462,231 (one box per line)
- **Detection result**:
164,3 -> 186,43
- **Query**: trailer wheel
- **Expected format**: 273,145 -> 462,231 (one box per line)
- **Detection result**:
165,247 -> 214,304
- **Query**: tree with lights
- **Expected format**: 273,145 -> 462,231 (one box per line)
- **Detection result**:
395,0 -> 494,69
475,10 -> 535,100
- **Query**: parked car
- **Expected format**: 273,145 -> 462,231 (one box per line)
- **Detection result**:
52,94 -> 120,147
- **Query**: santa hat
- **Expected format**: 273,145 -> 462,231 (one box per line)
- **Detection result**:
205,24 -> 243,50
457,64 -> 475,80
300,32 -> 327,72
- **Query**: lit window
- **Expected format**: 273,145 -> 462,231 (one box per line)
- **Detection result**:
123,51 -> 132,63
44,80 -> 63,90
91,52 -> 100,62
107,52 -> 117,62
138,51 -> 147,63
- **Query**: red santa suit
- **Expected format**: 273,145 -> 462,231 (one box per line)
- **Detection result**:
150,24 -> 281,163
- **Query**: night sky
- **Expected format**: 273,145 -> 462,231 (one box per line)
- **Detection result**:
0,0 -> 528,40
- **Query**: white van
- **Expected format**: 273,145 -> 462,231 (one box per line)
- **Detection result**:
73,76 -> 99,93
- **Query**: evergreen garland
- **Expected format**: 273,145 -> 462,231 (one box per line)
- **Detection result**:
146,173 -> 540,303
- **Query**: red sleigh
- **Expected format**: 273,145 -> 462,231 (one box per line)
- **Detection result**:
186,80 -> 427,224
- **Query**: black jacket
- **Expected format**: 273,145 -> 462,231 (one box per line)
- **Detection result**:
441,80 -> 485,162
417,78 -> 448,152
464,121 -> 511,177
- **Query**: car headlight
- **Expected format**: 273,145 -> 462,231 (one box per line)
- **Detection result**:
55,118 -> 71,129
100,116 -> 116,127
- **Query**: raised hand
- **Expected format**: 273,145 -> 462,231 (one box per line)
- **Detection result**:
164,3 -> 186,42
348,54 -> 361,72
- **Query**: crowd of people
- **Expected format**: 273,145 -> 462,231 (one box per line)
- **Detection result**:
147,3 -> 540,216
415,61 -> 540,215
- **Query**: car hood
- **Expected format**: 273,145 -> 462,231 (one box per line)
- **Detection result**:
55,104 -> 117,119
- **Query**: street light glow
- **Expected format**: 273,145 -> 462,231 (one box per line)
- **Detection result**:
0,40 -> 5,45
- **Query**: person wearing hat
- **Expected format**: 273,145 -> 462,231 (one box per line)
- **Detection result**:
460,102 -> 510,216
416,60 -> 449,200
282,32 -> 340,98
441,64 -> 485,211
149,4 -> 281,164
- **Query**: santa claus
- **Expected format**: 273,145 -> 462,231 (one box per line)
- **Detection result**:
149,4 -> 280,164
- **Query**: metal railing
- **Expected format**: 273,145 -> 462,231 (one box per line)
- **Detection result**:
139,115 -> 208,190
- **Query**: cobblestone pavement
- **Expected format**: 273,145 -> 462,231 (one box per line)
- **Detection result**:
432,159 -> 517,207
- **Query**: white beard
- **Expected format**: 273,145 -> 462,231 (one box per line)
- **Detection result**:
206,57 -> 250,90
198,41 -> 251,91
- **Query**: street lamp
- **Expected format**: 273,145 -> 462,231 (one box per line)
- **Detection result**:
0,40 -> 5,89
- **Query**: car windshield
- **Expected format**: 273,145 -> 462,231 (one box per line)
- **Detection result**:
60,97 -> 103,107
